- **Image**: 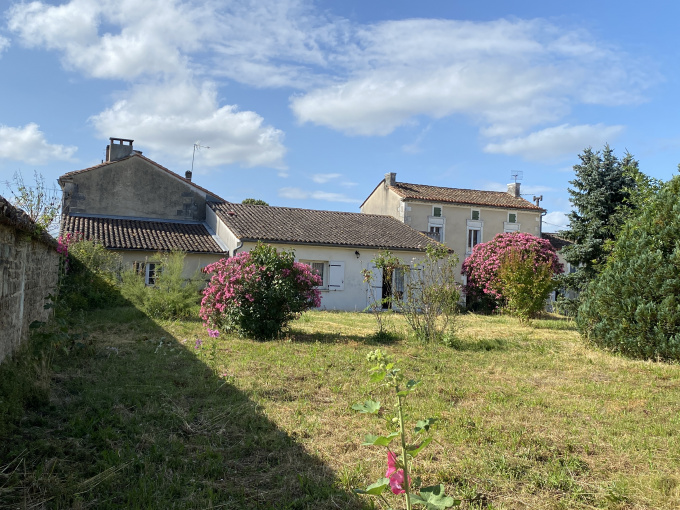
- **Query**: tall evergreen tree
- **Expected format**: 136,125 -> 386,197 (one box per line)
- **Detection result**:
560,145 -> 637,292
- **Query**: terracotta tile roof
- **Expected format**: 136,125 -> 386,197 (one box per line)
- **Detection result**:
542,232 -> 572,251
210,203 -> 440,251
58,154 -> 225,202
61,215 -> 225,253
387,181 -> 543,211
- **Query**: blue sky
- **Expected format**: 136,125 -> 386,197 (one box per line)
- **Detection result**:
1,0 -> 679,231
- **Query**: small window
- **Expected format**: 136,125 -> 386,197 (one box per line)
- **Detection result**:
311,262 -> 325,287
428,226 -> 441,242
508,212 -> 517,223
301,260 -> 327,288
146,263 -> 157,286
433,206 -> 442,217
467,228 -> 481,253
471,210 -> 480,221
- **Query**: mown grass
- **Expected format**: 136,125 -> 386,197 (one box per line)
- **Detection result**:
2,309 -> 679,509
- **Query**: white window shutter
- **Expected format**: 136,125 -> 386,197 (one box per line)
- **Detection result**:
328,261 -> 345,290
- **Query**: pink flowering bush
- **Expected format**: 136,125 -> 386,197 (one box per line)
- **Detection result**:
200,242 -> 321,340
461,232 -> 563,312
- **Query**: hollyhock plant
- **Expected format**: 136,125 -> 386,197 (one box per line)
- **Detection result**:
461,232 -> 563,310
200,242 -> 321,340
386,452 -> 410,495
353,350 -> 459,509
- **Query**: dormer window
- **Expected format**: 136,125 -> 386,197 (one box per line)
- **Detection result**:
433,206 -> 442,217
471,209 -> 480,221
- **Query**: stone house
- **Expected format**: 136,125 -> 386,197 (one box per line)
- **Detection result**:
59,138 -> 445,310
361,173 -> 545,270
207,202 -> 440,310
58,138 -> 228,283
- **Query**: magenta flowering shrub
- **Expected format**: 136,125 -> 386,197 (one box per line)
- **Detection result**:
461,232 -> 563,309
200,242 -> 321,340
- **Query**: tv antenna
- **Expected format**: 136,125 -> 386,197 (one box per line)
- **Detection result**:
510,170 -> 523,184
191,142 -> 210,173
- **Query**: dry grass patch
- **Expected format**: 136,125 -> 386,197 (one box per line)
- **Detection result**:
2,308 -> 679,509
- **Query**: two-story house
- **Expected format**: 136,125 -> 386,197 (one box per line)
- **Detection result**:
361,173 -> 545,265
58,138 -> 229,284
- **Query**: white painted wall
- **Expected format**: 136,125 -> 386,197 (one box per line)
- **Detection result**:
237,241 -> 426,311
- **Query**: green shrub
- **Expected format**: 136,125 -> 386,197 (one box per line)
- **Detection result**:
200,243 -> 321,340
59,238 -> 125,311
498,250 -> 556,322
577,175 -> 680,360
120,251 -> 203,320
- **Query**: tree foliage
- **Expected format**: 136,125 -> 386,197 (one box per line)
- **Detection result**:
241,198 -> 269,206
461,232 -> 562,312
559,146 -> 638,292
577,174 -> 680,360
200,242 -> 321,340
4,171 -> 60,235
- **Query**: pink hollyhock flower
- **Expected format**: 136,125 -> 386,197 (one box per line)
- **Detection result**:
385,452 -> 410,495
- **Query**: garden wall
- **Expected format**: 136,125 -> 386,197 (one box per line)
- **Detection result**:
0,196 -> 59,364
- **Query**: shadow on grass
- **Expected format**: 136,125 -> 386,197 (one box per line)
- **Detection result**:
446,336 -> 511,352
287,329 -> 402,346
1,284 -> 365,508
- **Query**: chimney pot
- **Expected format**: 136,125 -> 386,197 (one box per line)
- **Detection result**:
185,170 -> 192,181
507,182 -> 521,198
107,137 -> 134,161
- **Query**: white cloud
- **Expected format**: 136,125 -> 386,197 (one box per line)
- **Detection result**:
311,173 -> 341,183
0,35 -> 9,55
543,211 -> 570,231
483,123 -> 625,162
7,0 -> 210,80
291,18 -> 651,138
278,186 -> 359,203
0,123 -> 77,164
89,79 -> 287,169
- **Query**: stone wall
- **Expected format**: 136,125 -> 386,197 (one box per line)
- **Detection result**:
0,196 -> 59,364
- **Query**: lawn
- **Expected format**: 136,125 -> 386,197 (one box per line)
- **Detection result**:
1,308 -> 679,509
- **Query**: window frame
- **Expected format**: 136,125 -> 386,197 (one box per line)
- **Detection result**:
471,209 -> 480,221
432,205 -> 442,218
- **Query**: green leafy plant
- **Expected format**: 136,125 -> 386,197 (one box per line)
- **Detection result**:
3,170 -> 60,235
577,173 -> 680,360
58,236 -> 125,311
120,251 -> 203,320
200,242 -> 321,340
399,245 -> 460,343
362,251 -> 403,337
353,349 -> 460,509
497,250 -> 556,323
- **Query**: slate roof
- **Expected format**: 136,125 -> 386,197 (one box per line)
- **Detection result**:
61,215 -> 225,253
542,232 -> 572,252
58,153 -> 225,202
380,181 -> 543,211
210,203 -> 440,251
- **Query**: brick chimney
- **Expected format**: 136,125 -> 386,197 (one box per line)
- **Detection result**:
507,182 -> 521,198
384,172 -> 396,189
185,170 -> 192,182
106,137 -> 134,162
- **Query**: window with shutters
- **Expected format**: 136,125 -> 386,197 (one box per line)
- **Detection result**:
300,260 -> 345,291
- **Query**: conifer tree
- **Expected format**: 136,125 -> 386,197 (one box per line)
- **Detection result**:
560,145 -> 637,292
